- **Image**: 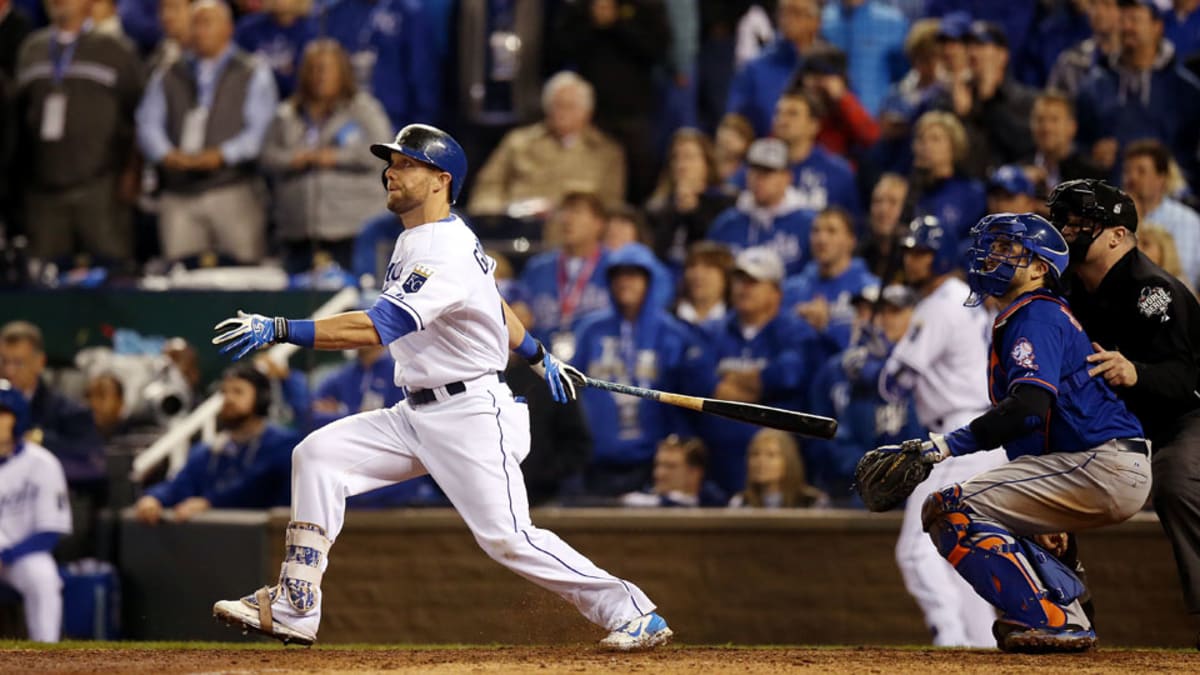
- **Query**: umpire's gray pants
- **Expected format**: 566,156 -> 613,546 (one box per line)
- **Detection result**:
1151,411 -> 1200,613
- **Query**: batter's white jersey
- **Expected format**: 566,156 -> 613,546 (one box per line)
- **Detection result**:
884,277 -> 991,431
375,214 -> 509,389
0,442 -> 72,547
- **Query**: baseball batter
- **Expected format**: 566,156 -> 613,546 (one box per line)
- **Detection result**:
879,216 -> 1005,647
0,380 -> 73,642
913,212 -> 1149,651
210,124 -> 672,650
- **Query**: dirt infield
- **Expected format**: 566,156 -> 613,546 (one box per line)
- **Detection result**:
1,645 -> 1196,674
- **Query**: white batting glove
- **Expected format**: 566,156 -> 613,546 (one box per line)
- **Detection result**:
526,342 -> 585,403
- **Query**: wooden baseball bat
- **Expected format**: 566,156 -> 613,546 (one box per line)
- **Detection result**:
581,376 -> 838,440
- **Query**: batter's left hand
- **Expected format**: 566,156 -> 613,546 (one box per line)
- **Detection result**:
533,351 -> 585,403
1086,341 -> 1138,387
213,310 -> 279,361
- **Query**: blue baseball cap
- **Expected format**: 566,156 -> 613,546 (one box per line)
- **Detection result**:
987,165 -> 1036,197
936,12 -> 972,41
965,21 -> 1008,49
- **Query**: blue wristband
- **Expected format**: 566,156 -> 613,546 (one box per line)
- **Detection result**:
515,332 -> 541,361
944,426 -> 979,456
286,319 -> 316,348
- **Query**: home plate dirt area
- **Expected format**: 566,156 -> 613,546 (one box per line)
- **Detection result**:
1,644 -> 1197,674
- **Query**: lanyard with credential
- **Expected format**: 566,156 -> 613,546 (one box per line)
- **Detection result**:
49,33 -> 81,84
556,249 -> 600,326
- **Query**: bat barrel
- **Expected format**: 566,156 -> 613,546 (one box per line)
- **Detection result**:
581,376 -> 837,440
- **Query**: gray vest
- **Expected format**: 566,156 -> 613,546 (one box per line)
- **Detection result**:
159,50 -> 256,193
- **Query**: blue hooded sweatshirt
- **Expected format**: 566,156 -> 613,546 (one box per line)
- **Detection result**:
571,243 -> 699,467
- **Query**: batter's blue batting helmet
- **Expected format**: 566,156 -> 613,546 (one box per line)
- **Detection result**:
900,215 -> 956,275
0,379 -> 30,440
370,124 -> 468,205
964,212 -> 1069,307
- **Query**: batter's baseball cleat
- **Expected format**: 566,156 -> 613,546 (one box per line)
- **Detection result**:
213,586 -> 317,646
599,612 -> 674,651
993,619 -> 1097,653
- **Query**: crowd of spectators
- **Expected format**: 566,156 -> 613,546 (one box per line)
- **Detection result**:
4,0 -> 1200,574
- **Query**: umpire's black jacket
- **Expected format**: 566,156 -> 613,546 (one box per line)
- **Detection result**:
1065,248 -> 1200,443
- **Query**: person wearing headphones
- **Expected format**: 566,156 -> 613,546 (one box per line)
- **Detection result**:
133,364 -> 300,524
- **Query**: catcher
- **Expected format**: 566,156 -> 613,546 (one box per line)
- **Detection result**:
856,213 -> 1150,652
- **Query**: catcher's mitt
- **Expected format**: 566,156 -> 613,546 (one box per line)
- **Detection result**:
854,440 -> 933,512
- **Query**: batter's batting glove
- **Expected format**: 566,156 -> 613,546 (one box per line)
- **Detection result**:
212,310 -> 283,361
527,341 -> 584,403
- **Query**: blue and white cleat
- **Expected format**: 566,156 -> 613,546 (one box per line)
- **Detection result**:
599,612 -> 674,651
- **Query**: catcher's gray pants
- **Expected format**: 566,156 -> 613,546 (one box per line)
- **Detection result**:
1150,412 -> 1200,613
958,442 -> 1151,534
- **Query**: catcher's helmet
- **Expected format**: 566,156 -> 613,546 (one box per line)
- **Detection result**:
370,124 -> 468,205
0,379 -> 30,440
900,215 -> 956,275
964,212 -> 1069,307
1046,178 -> 1137,232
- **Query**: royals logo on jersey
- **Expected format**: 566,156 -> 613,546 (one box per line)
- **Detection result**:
1011,338 -> 1038,371
402,265 -> 434,293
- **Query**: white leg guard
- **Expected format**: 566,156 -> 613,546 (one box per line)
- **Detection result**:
213,521 -> 331,645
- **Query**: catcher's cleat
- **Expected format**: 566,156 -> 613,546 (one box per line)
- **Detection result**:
993,619 -> 1096,654
213,586 -> 317,646
599,612 -> 674,651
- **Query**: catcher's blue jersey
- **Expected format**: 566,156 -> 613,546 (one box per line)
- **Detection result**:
987,290 -> 1144,457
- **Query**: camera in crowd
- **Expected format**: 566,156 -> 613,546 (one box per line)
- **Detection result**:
75,347 -> 194,429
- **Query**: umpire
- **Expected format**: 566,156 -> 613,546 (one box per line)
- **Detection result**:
1048,179 -> 1200,643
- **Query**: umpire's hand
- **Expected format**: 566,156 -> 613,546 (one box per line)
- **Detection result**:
1086,342 -> 1138,387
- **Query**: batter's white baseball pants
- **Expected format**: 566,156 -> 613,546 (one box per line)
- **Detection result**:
284,376 -> 654,636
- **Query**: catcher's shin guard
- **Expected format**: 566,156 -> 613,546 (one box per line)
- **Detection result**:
922,486 -> 1091,634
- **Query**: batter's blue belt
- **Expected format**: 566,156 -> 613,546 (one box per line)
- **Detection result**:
405,372 -> 506,407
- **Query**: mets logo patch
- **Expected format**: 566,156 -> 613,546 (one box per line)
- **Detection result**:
1011,337 -> 1038,371
402,265 -> 434,293
1137,285 -> 1171,323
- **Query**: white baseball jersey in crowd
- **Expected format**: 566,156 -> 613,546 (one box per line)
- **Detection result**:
0,441 -> 72,642
881,276 -> 1006,647
886,277 -> 991,432
280,214 -> 655,639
